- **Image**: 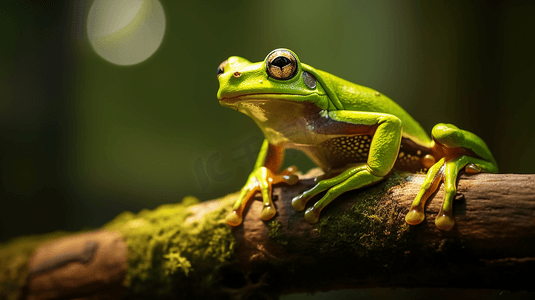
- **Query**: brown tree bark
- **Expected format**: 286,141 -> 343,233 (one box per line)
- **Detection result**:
227,172 -> 535,297
2,172 -> 535,300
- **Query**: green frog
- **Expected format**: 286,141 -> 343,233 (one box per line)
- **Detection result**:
216,48 -> 498,230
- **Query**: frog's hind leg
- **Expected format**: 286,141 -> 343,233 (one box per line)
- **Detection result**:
435,155 -> 497,230
405,158 -> 446,226
432,123 -> 498,173
406,123 -> 498,230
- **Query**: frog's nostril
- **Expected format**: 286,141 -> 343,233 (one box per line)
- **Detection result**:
217,60 -> 228,77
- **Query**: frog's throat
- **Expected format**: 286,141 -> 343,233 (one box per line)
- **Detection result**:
225,98 -> 329,151
301,64 -> 344,110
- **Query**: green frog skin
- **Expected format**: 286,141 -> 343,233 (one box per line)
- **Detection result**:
216,48 -> 498,231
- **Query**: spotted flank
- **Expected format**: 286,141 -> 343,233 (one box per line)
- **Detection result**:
394,137 -> 432,173
318,135 -> 372,167
317,135 -> 431,173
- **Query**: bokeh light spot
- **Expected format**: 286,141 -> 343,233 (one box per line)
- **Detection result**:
87,0 -> 166,66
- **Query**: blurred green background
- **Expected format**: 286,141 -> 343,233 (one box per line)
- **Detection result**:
3,0 -> 535,244
1,1 -> 535,298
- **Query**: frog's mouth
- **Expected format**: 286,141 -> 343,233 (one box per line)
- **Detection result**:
219,93 -> 324,106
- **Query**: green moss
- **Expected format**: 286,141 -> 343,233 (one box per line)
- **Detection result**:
268,220 -> 288,246
315,172 -> 411,265
0,173 -> 415,299
0,231 -> 70,300
104,194 -> 237,299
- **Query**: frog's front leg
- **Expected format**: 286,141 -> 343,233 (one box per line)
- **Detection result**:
225,140 -> 299,226
405,123 -> 498,230
292,111 -> 402,224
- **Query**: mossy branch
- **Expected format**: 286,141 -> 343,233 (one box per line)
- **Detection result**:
1,172 -> 535,300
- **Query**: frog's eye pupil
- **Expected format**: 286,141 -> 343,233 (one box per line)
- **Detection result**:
271,56 -> 291,68
266,49 -> 298,80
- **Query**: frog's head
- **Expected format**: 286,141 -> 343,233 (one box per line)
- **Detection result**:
216,49 -> 343,111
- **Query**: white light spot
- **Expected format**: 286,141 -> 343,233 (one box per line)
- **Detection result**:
87,0 -> 166,66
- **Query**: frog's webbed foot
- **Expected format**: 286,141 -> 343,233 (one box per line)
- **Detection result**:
225,166 -> 299,226
292,164 -> 383,224
405,123 -> 498,230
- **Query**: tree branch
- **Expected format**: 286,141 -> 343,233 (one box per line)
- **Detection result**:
231,172 -> 535,297
1,172 -> 534,300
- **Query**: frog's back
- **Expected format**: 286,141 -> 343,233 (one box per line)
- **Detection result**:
319,70 -> 432,147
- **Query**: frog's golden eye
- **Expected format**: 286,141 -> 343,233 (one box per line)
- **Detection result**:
266,50 -> 298,80
217,60 -> 227,77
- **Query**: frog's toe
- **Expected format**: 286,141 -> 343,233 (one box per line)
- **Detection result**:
260,204 -> 277,221
304,207 -> 320,224
271,166 -> 300,185
405,207 -> 425,225
280,166 -> 300,185
281,165 -> 298,175
435,211 -> 455,231
225,211 -> 243,227
292,194 -> 308,212
282,174 -> 299,185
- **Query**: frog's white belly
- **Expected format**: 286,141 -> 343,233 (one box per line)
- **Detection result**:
236,99 -> 329,145
235,99 -> 373,170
